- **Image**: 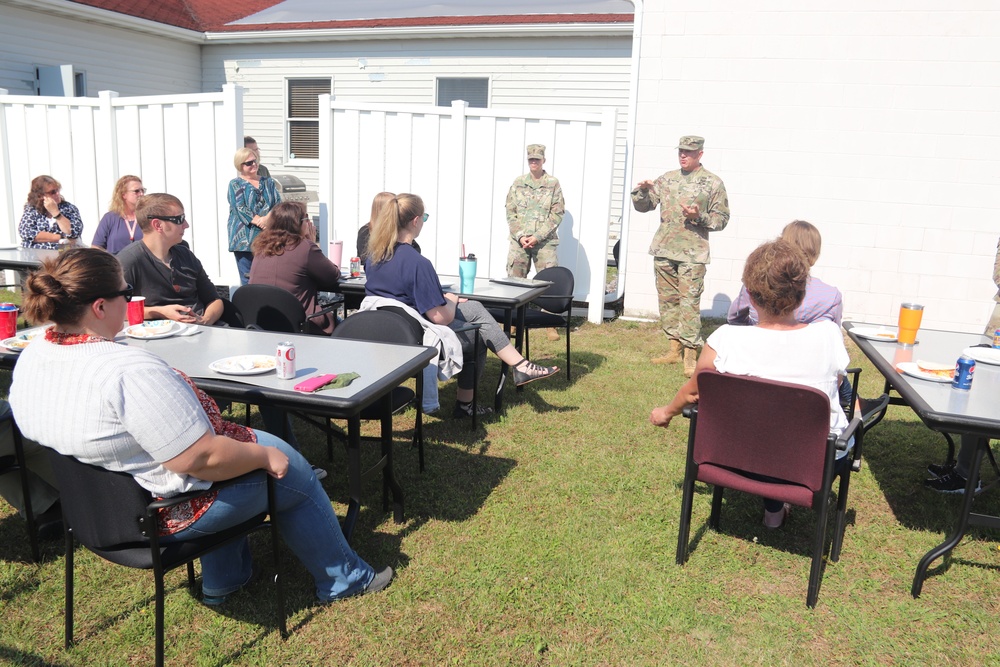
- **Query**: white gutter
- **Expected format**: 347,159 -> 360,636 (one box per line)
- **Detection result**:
204,22 -> 633,43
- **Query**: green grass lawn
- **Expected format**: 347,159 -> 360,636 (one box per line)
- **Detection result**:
1,315 -> 999,666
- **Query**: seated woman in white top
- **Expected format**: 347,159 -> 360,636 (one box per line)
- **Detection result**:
650,238 -> 850,529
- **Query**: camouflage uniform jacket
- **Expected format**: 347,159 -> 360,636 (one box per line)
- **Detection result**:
632,165 -> 729,264
506,172 -> 564,245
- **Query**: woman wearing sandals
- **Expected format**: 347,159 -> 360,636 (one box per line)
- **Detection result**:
364,193 -> 559,418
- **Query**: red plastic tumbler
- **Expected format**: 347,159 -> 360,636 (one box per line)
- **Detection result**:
0,303 -> 18,340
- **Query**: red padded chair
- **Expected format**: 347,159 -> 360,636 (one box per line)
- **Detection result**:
676,370 -> 863,608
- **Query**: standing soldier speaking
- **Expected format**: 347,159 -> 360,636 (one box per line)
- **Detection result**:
632,135 -> 730,377
506,143 -> 566,340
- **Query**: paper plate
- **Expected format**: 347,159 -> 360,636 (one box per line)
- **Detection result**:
896,361 -> 953,383
210,355 -> 276,375
962,346 -> 1000,366
1,329 -> 43,352
125,320 -> 183,339
850,326 -> 897,342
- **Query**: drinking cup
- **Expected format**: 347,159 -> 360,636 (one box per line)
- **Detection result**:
459,257 -> 477,294
897,303 -> 924,347
127,296 -> 146,326
328,240 -> 343,269
0,303 -> 17,340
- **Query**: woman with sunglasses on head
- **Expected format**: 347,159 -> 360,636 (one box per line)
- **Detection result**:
19,175 -> 84,249
227,147 -> 281,285
364,194 -> 559,418
92,175 -> 146,254
9,247 -> 393,604
250,201 -> 341,335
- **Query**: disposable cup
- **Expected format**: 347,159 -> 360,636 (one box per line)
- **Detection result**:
897,303 -> 924,347
0,304 -> 17,340
127,296 -> 146,326
459,258 -> 477,293
328,240 -> 343,269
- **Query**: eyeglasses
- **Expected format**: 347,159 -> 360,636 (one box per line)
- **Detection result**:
155,214 -> 187,226
96,284 -> 133,303
45,189 -> 60,196
421,213 -> 429,222
129,188 -> 147,195
241,159 -> 258,167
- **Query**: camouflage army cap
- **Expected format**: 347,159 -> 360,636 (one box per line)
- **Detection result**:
527,144 -> 546,159
676,136 -> 705,151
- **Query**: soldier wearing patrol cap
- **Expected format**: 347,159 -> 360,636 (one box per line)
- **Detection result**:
632,135 -> 730,377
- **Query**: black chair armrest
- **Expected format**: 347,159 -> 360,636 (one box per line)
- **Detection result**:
832,416 -> 863,452
305,302 -> 340,323
681,403 -> 698,419
147,471 -> 261,511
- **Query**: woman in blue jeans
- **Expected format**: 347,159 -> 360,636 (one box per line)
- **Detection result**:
9,247 -> 391,603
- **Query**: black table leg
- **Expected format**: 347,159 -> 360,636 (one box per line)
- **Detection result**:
343,414 -> 363,543
495,308 -> 514,413
514,305 -> 527,394
912,436 -> 987,597
381,394 -> 404,524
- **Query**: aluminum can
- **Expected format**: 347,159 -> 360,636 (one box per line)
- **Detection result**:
276,341 -> 296,379
951,354 -> 975,390
350,256 -> 361,277
993,329 -> 1000,349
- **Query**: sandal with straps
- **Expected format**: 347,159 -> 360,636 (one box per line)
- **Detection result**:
513,359 -> 560,386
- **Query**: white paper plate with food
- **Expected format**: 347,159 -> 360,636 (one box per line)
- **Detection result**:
850,326 -> 898,342
896,361 -> 953,383
962,346 -> 1000,366
125,320 -> 183,339
1,328 -> 45,352
209,355 -> 276,375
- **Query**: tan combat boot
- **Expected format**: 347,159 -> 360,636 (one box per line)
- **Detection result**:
546,327 -> 560,341
652,339 -> 683,365
683,346 -> 699,378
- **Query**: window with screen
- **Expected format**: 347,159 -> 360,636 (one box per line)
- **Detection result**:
287,78 -> 330,160
436,78 -> 489,108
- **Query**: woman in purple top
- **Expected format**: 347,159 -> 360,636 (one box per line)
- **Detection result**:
249,202 -> 341,335
728,220 -> 843,326
91,175 -> 146,254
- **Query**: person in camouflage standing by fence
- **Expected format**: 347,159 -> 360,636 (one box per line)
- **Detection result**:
632,135 -> 730,377
506,143 -> 566,340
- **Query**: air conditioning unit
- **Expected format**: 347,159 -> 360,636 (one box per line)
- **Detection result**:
272,174 -> 318,203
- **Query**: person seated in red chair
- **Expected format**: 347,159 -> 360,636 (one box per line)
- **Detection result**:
650,238 -> 851,528
117,193 -> 224,326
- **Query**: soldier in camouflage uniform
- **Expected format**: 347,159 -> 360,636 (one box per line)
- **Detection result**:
506,144 -> 564,278
632,135 -> 730,377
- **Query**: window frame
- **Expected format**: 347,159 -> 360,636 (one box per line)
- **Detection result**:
435,77 -> 490,109
284,77 -> 331,165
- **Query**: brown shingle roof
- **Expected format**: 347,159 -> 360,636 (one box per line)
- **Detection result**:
68,0 -> 631,32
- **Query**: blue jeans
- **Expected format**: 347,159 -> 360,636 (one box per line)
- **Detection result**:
234,251 -> 253,286
162,431 -> 374,601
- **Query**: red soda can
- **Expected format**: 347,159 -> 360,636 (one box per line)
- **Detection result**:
350,256 -> 361,277
276,341 -> 296,379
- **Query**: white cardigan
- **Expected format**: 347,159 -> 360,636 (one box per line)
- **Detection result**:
359,295 -> 463,380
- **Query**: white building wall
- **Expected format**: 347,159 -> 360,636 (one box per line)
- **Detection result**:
0,3 -> 202,97
625,1 -> 1000,333
202,36 -> 632,253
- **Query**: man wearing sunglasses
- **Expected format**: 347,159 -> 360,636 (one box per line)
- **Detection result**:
118,193 -> 224,325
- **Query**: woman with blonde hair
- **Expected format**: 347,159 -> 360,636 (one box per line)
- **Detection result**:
19,175 -> 84,249
357,191 -> 419,260
364,193 -> 558,418
250,201 -> 341,335
227,146 -> 280,285
92,174 -> 146,253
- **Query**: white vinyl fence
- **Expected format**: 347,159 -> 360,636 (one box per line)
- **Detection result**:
0,85 -> 243,282
318,99 -> 618,323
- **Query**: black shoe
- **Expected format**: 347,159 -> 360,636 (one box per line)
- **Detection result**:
927,462 -> 955,478
924,471 -> 981,494
859,394 -> 889,426
452,401 -> 493,419
35,502 -> 63,541
512,360 -> 559,386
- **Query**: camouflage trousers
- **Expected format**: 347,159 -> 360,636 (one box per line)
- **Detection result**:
507,239 -> 559,278
986,303 -> 1000,337
653,257 -> 705,348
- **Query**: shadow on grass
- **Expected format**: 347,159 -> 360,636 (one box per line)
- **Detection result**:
862,417 -> 1000,533
0,643 -> 72,667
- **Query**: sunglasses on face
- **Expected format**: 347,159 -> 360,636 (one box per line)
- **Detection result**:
421,213 -> 429,222
155,214 -> 187,226
130,187 -> 147,195
45,189 -> 60,196
97,284 -> 133,303
242,159 -> 258,167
